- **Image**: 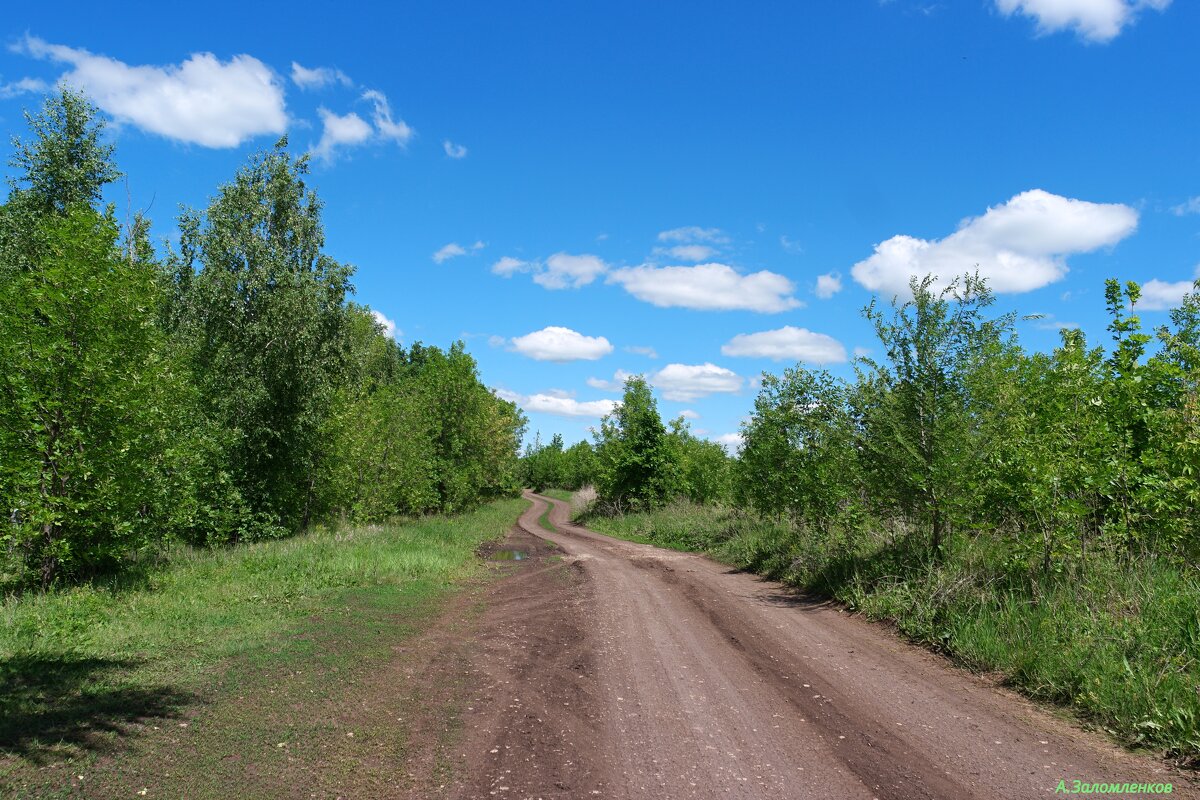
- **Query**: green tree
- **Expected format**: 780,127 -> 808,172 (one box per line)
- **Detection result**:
172,139 -> 353,537
0,208 -> 186,586
594,376 -> 678,511
738,367 -> 854,524
6,88 -> 120,216
859,274 -> 1013,554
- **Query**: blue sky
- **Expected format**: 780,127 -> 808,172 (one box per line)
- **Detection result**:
2,1 -> 1198,448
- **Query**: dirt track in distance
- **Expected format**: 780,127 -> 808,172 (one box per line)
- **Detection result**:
451,491 -> 1197,799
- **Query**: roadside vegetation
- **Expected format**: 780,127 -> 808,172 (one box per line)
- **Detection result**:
0,498 -> 523,795
0,90 -> 525,593
530,274 -> 1200,765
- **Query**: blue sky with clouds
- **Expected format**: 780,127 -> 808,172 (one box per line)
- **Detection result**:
2,1 -> 1198,449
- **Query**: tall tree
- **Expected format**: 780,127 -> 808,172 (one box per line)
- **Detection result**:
173,139 -> 353,537
859,274 -> 1013,554
595,376 -> 678,510
0,208 -> 186,586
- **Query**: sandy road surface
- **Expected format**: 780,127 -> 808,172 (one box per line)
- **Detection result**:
453,492 -> 1195,799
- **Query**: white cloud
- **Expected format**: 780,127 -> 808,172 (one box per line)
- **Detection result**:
853,346 -> 872,359
493,387 -> 522,404
370,309 -> 400,340
443,140 -> 468,159
625,345 -> 658,359
1172,197 -> 1200,216
586,369 -> 635,392
608,263 -> 802,313
536,253 -> 609,289
497,389 -> 615,418
1136,267 -> 1200,311
525,394 -> 617,418
815,272 -> 843,299
679,409 -> 701,420
780,235 -> 804,254
658,226 -> 728,244
16,36 -> 287,148
487,335 -> 507,348
311,107 -> 372,161
361,89 -> 413,145
851,189 -> 1138,297
510,326 -> 614,362
650,363 -> 743,401
492,256 -> 531,277
433,242 -> 468,264
722,327 -> 849,364
713,432 -> 744,454
291,62 -> 351,90
493,253 -> 609,289
995,0 -> 1171,42
659,244 -> 717,262
0,76 -> 48,99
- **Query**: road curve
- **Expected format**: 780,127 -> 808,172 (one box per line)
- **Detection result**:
501,491 -> 1193,800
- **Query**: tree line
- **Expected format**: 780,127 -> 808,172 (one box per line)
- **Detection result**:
1,90 -> 525,590
539,272 -> 1200,572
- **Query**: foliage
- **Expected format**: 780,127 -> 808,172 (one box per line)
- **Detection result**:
0,208 -> 192,586
0,90 -> 525,590
170,139 -> 354,537
592,376 -> 680,511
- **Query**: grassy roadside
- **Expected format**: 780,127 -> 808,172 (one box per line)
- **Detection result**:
575,497 -> 1200,766
1,497 -> 527,798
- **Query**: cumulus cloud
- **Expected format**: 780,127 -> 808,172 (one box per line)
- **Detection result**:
537,253 -> 609,289
679,409 -> 701,420
370,309 -> 400,340
443,140 -> 468,158
995,0 -> 1171,42
361,89 -> 414,145
0,76 -> 48,99
608,263 -> 802,313
311,108 -> 372,161
433,242 -> 475,264
525,394 -> 617,418
1135,266 -> 1200,311
650,363 -> 743,401
510,326 -> 614,362
492,253 -> 609,290
713,432 -> 744,454
291,62 -> 351,90
815,272 -> 843,299
721,327 -> 849,364
1172,197 -> 1200,216
15,36 -> 287,147
586,369 -> 636,392
658,244 -> 717,262
851,189 -> 1138,297
492,256 -> 531,277
496,389 -> 615,418
311,89 -> 414,160
658,226 -> 728,244
625,345 -> 659,359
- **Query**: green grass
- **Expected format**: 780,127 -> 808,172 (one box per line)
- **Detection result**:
583,501 -> 1200,765
535,489 -> 576,532
0,498 -> 526,794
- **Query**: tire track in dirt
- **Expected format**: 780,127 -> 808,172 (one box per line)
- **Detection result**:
451,491 -> 1196,799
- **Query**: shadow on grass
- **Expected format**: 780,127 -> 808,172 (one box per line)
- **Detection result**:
0,654 -> 196,763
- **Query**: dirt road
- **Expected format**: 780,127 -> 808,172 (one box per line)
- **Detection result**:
452,492 -> 1195,799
